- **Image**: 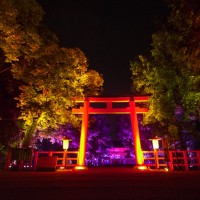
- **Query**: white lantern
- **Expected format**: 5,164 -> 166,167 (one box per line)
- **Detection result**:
62,136 -> 71,150
150,136 -> 161,150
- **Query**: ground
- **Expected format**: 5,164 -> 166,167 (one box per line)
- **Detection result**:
0,167 -> 200,200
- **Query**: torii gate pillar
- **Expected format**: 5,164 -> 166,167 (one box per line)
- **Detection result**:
129,100 -> 144,166
74,99 -> 89,170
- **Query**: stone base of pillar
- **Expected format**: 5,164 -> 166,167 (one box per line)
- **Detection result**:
133,165 -> 148,170
73,165 -> 88,171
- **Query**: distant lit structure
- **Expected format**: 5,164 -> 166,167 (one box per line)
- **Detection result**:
107,147 -> 132,164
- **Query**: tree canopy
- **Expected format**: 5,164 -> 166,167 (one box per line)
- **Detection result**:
130,0 -> 200,145
0,0 -> 104,147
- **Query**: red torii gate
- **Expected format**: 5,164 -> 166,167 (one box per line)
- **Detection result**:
72,96 -> 148,170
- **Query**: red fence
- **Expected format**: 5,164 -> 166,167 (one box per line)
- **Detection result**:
143,150 -> 200,171
33,150 -> 79,170
4,149 -> 79,171
4,149 -> 200,171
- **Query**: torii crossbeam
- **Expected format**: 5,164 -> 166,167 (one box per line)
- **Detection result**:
72,96 -> 148,170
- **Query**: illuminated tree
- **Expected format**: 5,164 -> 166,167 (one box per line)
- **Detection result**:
116,115 -> 152,153
0,0 -> 104,147
87,115 -> 113,165
0,0 -> 43,63
130,0 -> 200,147
35,124 -> 80,151
116,115 -> 132,149
0,0 -> 44,147
17,46 -> 103,147
0,51 -> 21,149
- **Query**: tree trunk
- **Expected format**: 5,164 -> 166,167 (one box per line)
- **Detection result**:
22,119 -> 38,148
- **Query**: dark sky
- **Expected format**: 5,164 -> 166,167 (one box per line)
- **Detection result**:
37,0 -> 169,96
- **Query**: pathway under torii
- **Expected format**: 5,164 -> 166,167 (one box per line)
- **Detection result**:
72,96 -> 148,170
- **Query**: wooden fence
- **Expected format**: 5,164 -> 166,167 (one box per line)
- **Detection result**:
143,150 -> 200,171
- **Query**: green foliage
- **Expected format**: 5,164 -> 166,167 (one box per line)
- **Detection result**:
0,0 -> 104,147
16,47 -> 103,145
130,0 -> 200,147
0,0 -> 44,63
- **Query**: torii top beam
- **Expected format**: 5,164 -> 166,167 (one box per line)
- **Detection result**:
72,96 -> 148,115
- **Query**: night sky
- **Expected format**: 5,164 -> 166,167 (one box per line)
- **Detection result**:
37,0 -> 169,96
